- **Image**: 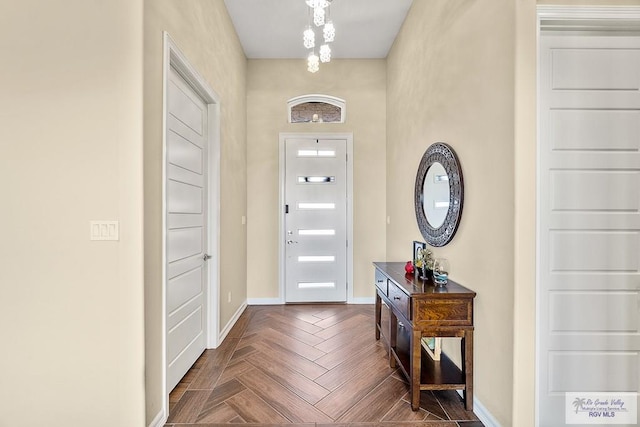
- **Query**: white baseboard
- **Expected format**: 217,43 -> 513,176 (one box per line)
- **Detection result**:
247,297 -> 283,305
248,297 -> 374,305
218,301 -> 248,343
148,409 -> 166,427
349,296 -> 375,304
247,297 -> 376,305
456,390 -> 502,427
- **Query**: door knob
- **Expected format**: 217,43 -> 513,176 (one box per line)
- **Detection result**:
203,253 -> 212,261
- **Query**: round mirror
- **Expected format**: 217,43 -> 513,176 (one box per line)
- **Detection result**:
422,162 -> 450,229
414,143 -> 463,247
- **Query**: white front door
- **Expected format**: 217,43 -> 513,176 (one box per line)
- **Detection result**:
538,33 -> 640,426
284,137 -> 348,302
166,65 -> 208,392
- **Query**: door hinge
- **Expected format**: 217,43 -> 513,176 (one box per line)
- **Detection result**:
285,204 -> 289,214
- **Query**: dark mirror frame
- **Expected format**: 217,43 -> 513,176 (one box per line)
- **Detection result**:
414,142 -> 464,247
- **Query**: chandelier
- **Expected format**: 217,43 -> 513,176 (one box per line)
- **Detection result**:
303,0 -> 335,73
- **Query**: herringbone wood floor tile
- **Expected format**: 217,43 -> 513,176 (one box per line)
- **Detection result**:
165,304 -> 481,426
382,397 -> 430,422
313,341 -> 387,391
244,352 -> 330,404
226,388 -> 290,424
337,375 -> 409,422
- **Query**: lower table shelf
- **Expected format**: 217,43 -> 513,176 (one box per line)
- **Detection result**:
392,324 -> 466,390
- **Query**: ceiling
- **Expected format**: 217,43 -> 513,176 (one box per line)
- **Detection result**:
223,0 -> 414,59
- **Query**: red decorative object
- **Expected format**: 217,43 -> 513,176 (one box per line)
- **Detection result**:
405,261 -> 414,274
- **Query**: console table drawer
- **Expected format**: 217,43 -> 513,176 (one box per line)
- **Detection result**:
375,269 -> 387,296
388,281 -> 410,320
414,298 -> 473,326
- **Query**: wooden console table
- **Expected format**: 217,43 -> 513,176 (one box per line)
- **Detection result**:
373,262 -> 476,411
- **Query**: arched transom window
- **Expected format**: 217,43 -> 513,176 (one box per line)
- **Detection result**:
288,94 -> 346,123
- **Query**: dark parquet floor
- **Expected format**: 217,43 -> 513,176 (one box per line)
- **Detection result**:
165,304 -> 483,427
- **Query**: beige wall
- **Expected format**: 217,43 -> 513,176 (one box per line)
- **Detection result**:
246,59 -> 387,301
144,0 -> 247,422
513,0 -> 538,425
387,0 -> 516,424
0,1 -> 145,426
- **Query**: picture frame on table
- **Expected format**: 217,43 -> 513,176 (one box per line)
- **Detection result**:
413,240 -> 426,268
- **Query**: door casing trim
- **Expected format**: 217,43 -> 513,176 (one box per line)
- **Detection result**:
278,132 -> 354,304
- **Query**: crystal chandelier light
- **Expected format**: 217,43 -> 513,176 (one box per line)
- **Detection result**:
303,27 -> 315,49
307,51 -> 320,73
313,6 -> 325,27
323,21 -> 335,43
305,0 -> 328,8
319,44 -> 331,63
302,0 -> 335,73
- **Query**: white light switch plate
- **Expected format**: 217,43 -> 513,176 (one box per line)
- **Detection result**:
90,221 -> 119,241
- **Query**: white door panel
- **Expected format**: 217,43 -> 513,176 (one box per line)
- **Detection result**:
168,181 -> 203,213
547,273 -> 639,292
549,152 -> 640,170
551,48 -> 640,90
167,166 -> 203,189
549,291 -> 638,332
285,138 -> 347,302
167,295 -> 202,332
168,115 -> 204,150
166,66 -> 207,392
549,109 -> 640,151
167,228 -> 203,262
550,231 -> 639,271
168,80 -> 205,134
167,256 -> 202,283
538,34 -> 640,426
168,134 -> 204,173
548,92 -> 640,110
167,267 -> 204,314
550,214 -> 640,231
550,170 -> 640,211
548,352 -> 639,391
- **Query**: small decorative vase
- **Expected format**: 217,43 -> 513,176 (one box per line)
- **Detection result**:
405,261 -> 414,274
433,258 -> 450,286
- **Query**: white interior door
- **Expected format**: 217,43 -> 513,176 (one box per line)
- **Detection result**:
538,33 -> 640,426
284,137 -> 347,302
166,66 -> 208,392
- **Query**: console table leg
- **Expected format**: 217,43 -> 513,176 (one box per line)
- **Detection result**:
375,292 -> 381,340
463,329 -> 474,411
389,311 -> 397,368
410,329 -> 422,411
